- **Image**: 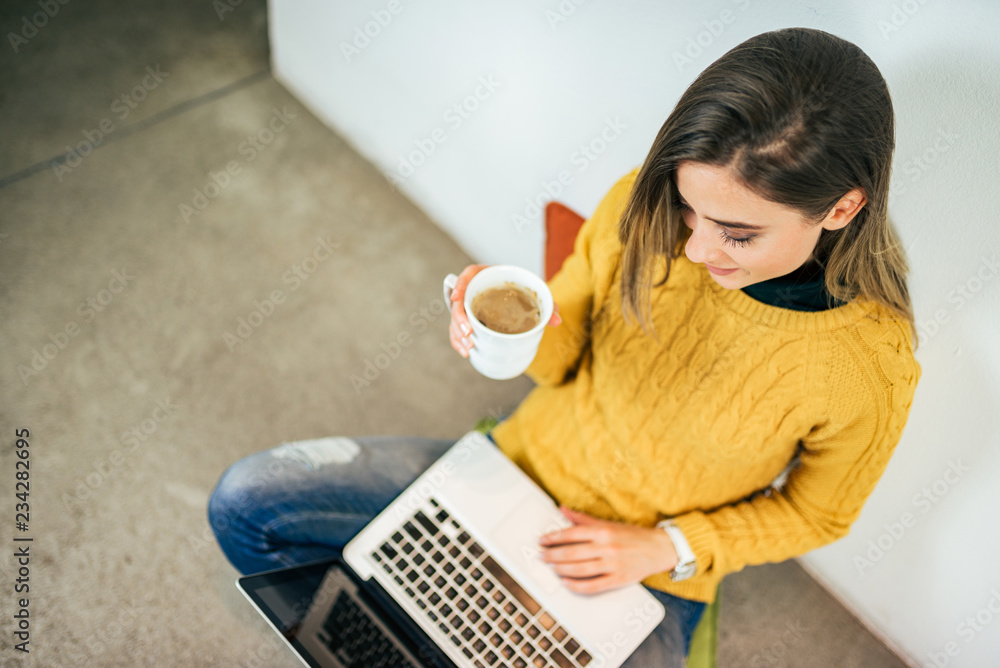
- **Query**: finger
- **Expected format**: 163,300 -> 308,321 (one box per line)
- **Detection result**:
548,304 -> 562,327
559,506 -> 599,524
449,317 -> 467,347
449,315 -> 473,356
451,299 -> 473,339
450,305 -> 474,352
449,288 -> 474,344
539,524 -> 606,547
540,543 -> 584,563
560,573 -> 622,595
541,543 -> 606,566
452,264 -> 489,306
449,328 -> 471,357
449,265 -> 487,345
549,557 -> 609,580
449,331 -> 469,358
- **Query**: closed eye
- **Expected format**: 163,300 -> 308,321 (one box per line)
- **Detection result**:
677,199 -> 756,247
718,229 -> 755,247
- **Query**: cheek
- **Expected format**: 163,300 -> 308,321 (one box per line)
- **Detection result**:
749,235 -> 814,274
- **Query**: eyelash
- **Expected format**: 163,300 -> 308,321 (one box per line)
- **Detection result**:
676,201 -> 756,247
719,230 -> 755,248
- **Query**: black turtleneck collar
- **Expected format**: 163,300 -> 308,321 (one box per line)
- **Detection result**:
740,260 -> 845,312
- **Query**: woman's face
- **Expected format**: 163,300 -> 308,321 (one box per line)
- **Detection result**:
675,161 -> 858,289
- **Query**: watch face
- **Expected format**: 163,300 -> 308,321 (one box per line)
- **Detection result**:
670,563 -> 696,582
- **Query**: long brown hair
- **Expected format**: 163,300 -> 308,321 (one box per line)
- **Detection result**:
618,28 -> 916,344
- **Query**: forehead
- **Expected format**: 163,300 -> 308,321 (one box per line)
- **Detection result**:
674,161 -> 809,228
676,161 -> 756,200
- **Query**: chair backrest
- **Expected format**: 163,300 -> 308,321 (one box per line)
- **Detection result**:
544,201 -> 586,281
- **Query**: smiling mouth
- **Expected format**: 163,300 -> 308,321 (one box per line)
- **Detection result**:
705,264 -> 738,274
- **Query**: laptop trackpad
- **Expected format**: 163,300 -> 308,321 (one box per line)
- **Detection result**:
490,494 -> 573,596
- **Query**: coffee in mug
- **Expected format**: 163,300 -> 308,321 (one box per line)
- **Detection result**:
470,282 -> 541,334
443,265 -> 554,380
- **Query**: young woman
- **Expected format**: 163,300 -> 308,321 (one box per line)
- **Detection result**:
210,27 -> 920,667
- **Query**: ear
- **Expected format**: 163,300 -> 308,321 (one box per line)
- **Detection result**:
821,188 -> 867,231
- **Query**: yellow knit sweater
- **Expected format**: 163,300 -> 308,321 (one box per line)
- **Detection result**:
491,168 -> 921,603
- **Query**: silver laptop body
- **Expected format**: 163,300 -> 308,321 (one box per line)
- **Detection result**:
342,431 -> 665,668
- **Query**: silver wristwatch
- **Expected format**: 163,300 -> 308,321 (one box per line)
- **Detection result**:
657,520 -> 697,582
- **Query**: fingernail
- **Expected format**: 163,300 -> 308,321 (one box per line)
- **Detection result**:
461,323 -> 471,336
462,337 -> 472,349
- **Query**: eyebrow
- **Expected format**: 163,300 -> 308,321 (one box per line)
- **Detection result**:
676,192 -> 767,232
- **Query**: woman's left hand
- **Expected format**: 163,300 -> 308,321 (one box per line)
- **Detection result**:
539,507 -> 679,594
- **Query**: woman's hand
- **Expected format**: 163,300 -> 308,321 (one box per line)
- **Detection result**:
448,264 -> 561,358
539,507 -> 679,595
448,265 -> 490,358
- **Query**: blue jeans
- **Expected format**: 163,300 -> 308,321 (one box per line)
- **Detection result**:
208,435 -> 706,667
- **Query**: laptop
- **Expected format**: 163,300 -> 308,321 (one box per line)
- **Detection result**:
238,430 -> 666,667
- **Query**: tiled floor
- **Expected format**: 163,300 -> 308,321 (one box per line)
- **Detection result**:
0,1 -> 910,665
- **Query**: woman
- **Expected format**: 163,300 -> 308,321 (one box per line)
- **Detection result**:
210,27 -> 920,667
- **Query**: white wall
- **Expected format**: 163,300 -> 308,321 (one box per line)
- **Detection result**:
269,1 -> 1000,665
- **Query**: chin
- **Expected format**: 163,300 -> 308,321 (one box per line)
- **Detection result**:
707,271 -> 748,289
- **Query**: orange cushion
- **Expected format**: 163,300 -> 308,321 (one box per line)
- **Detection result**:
544,201 -> 586,281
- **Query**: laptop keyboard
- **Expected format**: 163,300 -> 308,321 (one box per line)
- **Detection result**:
371,498 -> 593,668
321,590 -> 418,668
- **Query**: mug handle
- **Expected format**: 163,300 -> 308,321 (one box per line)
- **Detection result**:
443,273 -> 459,307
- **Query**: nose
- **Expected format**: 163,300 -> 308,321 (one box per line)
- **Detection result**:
683,219 -> 727,265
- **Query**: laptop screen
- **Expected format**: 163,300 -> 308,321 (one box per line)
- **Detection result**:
238,558 -> 336,667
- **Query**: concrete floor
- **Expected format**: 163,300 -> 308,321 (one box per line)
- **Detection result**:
0,1 -> 911,666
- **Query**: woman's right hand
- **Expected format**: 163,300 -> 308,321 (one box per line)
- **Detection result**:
448,265 -> 561,358
448,265 -> 490,358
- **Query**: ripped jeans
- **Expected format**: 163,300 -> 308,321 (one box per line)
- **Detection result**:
208,436 -> 705,667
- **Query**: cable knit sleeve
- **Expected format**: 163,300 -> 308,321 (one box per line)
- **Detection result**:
663,319 -> 921,593
523,171 -> 636,387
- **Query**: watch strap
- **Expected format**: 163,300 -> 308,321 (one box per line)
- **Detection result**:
657,519 -> 697,581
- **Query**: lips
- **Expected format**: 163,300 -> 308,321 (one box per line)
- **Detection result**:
705,264 -> 738,276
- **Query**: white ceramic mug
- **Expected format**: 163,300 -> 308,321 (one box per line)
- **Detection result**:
443,266 -> 554,380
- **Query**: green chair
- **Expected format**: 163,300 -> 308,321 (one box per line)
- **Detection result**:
687,592 -> 719,668
472,416 -> 502,434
